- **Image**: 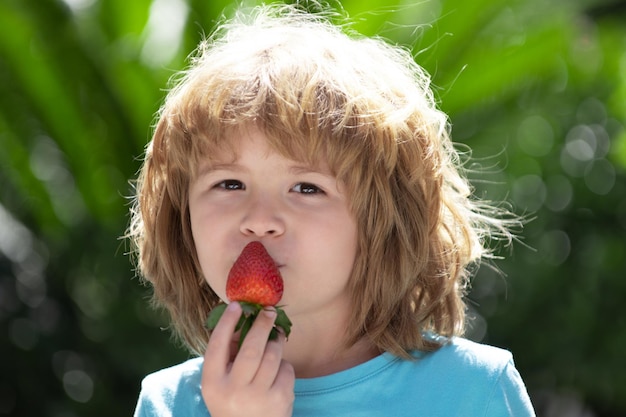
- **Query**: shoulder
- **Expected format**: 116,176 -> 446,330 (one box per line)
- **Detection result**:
409,337 -> 536,416
141,356 -> 204,388
134,357 -> 208,417
429,337 -> 513,372
415,337 -> 518,389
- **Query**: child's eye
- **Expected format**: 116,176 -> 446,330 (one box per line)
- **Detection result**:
215,179 -> 245,190
292,182 -> 323,194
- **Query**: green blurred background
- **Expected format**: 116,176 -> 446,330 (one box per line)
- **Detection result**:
1,0 -> 625,415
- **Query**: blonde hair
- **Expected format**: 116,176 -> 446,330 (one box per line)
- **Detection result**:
128,4 -> 516,357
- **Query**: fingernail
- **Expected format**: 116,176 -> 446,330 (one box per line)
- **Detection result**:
227,301 -> 240,312
263,308 -> 277,319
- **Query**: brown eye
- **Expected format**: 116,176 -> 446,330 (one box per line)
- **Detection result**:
216,180 -> 245,190
292,182 -> 323,194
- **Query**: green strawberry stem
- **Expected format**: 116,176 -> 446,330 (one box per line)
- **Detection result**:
206,301 -> 292,349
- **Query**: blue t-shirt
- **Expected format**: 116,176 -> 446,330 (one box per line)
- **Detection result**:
134,337 -> 535,416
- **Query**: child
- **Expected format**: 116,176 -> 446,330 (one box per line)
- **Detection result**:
128,3 -> 535,416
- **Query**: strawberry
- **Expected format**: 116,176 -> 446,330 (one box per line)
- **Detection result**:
226,241 -> 283,306
206,241 -> 292,347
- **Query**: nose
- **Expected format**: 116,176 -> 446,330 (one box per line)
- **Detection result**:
240,194 -> 285,238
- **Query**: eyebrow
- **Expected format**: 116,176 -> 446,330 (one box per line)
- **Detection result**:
208,163 -> 244,172
288,164 -> 331,176
195,162 -> 331,179
196,162 -> 245,178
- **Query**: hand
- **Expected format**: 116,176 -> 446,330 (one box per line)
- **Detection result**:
201,302 -> 295,417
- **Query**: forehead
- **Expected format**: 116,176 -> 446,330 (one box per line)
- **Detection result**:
192,123 -> 329,175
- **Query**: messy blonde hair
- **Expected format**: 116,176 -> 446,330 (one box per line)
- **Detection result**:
128,4 -> 517,357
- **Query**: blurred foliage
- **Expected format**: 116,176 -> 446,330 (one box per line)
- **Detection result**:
0,0 -> 625,416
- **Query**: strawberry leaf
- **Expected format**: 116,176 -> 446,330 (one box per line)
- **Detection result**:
240,301 -> 261,315
238,315 -> 254,349
269,327 -> 280,341
205,303 -> 228,330
207,301 -> 292,348
234,311 -> 247,332
275,307 -> 292,338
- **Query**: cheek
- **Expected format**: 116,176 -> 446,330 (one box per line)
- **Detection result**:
198,254 -> 228,302
314,212 -> 358,279
188,210 -> 227,299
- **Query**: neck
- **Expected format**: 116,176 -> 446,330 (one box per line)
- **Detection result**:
282,314 -> 380,379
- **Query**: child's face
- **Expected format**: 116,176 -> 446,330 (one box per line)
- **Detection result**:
188,126 -> 358,321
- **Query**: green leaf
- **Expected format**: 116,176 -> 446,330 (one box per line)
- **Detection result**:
238,316 -> 254,349
234,309 -> 249,332
205,303 -> 228,330
275,307 -> 292,338
269,327 -> 280,341
240,301 -> 262,316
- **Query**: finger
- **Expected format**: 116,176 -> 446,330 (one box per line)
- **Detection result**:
203,302 -> 242,377
230,308 -> 277,382
253,332 -> 286,388
273,359 -> 296,394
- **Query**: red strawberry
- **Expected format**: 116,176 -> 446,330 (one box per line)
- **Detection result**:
226,241 -> 283,306
206,241 -> 292,346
